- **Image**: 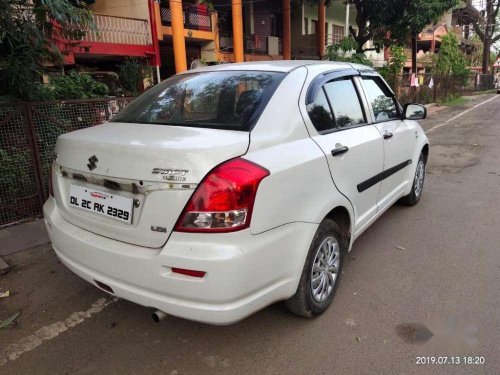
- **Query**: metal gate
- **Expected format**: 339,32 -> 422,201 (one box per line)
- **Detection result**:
0,98 -> 134,228
0,103 -> 45,226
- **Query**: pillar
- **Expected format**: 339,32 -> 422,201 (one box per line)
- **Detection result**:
169,0 -> 187,73
232,0 -> 244,63
149,0 -> 162,82
282,0 -> 291,60
345,2 -> 350,37
318,0 -> 326,58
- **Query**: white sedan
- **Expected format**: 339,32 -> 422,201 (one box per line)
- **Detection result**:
44,61 -> 429,324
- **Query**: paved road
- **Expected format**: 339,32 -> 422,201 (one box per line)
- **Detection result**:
1,94 -> 500,374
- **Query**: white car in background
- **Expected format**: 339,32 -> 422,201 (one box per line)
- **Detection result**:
44,61 -> 429,324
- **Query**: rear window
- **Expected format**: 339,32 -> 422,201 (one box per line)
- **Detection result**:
111,71 -> 285,131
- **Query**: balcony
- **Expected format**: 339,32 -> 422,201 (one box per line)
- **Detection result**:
160,4 -> 212,32
83,14 -> 151,46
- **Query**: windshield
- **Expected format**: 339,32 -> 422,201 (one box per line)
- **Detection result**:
111,70 -> 285,131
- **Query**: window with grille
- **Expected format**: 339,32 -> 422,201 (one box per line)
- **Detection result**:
311,20 -> 318,35
332,25 -> 345,44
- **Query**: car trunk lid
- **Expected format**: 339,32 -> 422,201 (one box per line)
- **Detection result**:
52,122 -> 249,248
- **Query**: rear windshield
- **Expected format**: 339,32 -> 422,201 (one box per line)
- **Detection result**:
111,70 -> 285,131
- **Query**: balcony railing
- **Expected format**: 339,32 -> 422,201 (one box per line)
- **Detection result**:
219,34 -> 234,52
160,4 -> 212,32
83,14 -> 150,45
219,34 -> 282,55
244,34 -> 268,54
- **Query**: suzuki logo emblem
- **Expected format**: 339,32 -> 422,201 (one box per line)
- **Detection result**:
87,155 -> 98,171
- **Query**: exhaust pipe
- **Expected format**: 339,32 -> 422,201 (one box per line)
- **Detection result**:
152,310 -> 167,323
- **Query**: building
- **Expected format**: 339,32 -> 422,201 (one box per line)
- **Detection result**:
154,0 -> 386,76
55,0 -> 386,81
55,0 -> 160,79
402,1 -> 481,73
292,0 -> 356,60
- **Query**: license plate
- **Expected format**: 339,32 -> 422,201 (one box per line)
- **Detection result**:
69,184 -> 133,224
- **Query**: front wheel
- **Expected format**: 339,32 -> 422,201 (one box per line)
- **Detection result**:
399,152 -> 426,206
285,219 -> 344,318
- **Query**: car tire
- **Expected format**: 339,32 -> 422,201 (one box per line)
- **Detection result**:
399,152 -> 426,206
285,219 -> 345,318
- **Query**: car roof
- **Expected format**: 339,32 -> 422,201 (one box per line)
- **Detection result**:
182,60 -> 376,74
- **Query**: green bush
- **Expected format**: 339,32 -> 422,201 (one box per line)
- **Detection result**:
379,45 -> 407,80
44,71 -> 109,100
436,33 -> 470,77
118,57 -> 153,96
0,147 -> 32,199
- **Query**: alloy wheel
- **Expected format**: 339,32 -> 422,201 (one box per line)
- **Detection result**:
310,237 -> 340,303
414,159 -> 425,198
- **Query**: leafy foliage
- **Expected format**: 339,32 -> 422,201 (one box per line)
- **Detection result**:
379,46 -> 408,77
0,0 -> 94,101
325,37 -> 374,66
460,0 -> 500,73
436,33 -> 471,76
379,45 -> 408,89
305,0 -> 459,53
40,71 -> 109,100
0,147 -> 32,199
118,57 -> 153,96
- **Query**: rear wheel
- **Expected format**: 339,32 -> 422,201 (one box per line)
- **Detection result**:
285,219 -> 344,318
399,152 -> 426,206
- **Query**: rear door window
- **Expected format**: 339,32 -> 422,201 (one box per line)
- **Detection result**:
306,77 -> 366,133
111,71 -> 285,131
306,89 -> 335,132
362,77 -> 400,122
323,79 -> 366,128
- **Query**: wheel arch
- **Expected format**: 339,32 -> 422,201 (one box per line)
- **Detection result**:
422,143 -> 429,163
324,205 -> 353,252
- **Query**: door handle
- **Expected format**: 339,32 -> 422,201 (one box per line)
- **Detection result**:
331,145 -> 349,156
383,132 -> 394,140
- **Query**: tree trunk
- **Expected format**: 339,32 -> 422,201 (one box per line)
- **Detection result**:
482,0 -> 496,74
482,38 -> 490,74
356,40 -> 364,54
411,33 -> 418,74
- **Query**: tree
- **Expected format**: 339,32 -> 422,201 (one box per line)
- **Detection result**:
474,0 -> 499,73
457,0 -> 500,73
0,0 -> 94,100
436,33 -> 470,76
325,36 -> 374,66
321,0 -> 458,54
306,0 -> 457,73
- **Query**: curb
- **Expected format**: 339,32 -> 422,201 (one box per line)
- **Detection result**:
0,219 -> 50,257
0,256 -> 10,275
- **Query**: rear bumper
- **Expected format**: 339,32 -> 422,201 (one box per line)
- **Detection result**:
44,198 -> 318,324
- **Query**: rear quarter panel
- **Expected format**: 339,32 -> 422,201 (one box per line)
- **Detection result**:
245,67 -> 354,235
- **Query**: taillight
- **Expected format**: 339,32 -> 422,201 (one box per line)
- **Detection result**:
49,164 -> 54,197
174,158 -> 269,233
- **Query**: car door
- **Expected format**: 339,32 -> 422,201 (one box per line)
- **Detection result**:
305,72 -> 384,233
358,75 -> 417,211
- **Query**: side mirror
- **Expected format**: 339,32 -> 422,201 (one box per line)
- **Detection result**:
403,103 -> 427,120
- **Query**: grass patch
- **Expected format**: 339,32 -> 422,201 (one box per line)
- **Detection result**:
440,96 -> 467,107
